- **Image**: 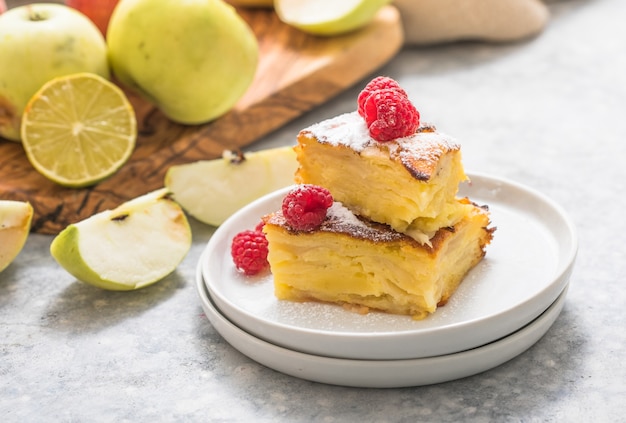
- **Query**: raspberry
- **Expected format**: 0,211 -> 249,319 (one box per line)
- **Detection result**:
281,184 -> 333,231
254,220 -> 265,232
357,76 -> 407,117
231,230 -> 269,275
362,88 -> 420,141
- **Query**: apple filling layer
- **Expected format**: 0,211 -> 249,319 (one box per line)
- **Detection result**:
263,200 -> 493,320
294,112 -> 468,243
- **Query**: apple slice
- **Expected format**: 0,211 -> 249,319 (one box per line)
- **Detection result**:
275,0 -> 390,36
50,188 -> 192,291
225,0 -> 274,7
0,200 -> 34,272
165,146 -> 297,226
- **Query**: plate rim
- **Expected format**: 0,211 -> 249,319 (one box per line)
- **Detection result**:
202,172 -> 578,359
195,262 -> 569,388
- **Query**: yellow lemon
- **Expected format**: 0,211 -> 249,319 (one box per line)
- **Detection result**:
20,72 -> 136,188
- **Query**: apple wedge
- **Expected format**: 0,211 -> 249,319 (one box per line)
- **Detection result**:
275,0 -> 390,36
50,188 -> 192,291
165,146 -> 297,226
0,200 -> 34,272
225,0 -> 274,7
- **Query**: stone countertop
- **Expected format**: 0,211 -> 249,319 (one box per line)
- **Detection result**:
2,0 -> 625,421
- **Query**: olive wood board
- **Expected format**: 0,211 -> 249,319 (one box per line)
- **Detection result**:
0,5 -> 403,234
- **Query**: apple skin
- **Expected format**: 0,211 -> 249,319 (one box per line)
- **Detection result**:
106,0 -> 259,125
0,201 -> 34,273
50,188 -> 192,291
0,3 -> 110,141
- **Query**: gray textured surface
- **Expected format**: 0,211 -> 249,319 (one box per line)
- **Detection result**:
2,0 -> 625,421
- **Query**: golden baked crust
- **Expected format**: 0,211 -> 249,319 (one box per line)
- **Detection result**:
263,199 -> 494,320
294,112 -> 468,243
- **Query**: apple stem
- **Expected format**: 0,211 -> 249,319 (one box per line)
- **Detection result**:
224,149 -> 246,164
111,213 -> 129,222
27,5 -> 47,21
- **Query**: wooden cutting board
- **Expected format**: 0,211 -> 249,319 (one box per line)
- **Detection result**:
0,5 -> 403,234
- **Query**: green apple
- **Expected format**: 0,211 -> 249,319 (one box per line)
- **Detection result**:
275,0 -> 390,36
165,146 -> 297,226
0,3 -> 109,141
0,201 -> 33,273
50,188 -> 192,291
107,0 -> 259,125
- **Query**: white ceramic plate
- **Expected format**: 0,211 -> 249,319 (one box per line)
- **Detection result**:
196,265 -> 569,388
201,172 -> 577,360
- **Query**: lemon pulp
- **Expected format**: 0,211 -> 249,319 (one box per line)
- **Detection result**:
20,72 -> 136,188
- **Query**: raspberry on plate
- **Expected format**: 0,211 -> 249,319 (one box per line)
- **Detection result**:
282,184 -> 333,231
254,220 -> 266,232
362,88 -> 420,142
357,76 -> 407,117
231,229 -> 269,276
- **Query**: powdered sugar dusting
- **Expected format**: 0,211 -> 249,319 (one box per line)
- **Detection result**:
323,202 -> 406,243
303,112 -> 372,151
265,201 -> 408,243
391,131 -> 458,162
302,111 -> 460,156
327,202 -> 367,228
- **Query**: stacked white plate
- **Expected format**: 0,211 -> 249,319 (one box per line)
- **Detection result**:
196,172 -> 578,388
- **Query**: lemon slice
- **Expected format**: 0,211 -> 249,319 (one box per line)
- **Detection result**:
275,0 -> 390,36
20,72 -> 137,188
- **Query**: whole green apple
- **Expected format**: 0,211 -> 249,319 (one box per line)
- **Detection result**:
107,0 -> 259,125
0,3 -> 110,141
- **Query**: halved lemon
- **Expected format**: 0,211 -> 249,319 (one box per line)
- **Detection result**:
20,73 -> 137,188
275,0 -> 390,36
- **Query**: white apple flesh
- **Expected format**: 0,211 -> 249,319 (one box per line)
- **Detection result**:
0,3 -> 109,141
165,146 -> 297,226
106,0 -> 259,125
0,201 -> 34,273
275,0 -> 390,36
50,188 -> 192,291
